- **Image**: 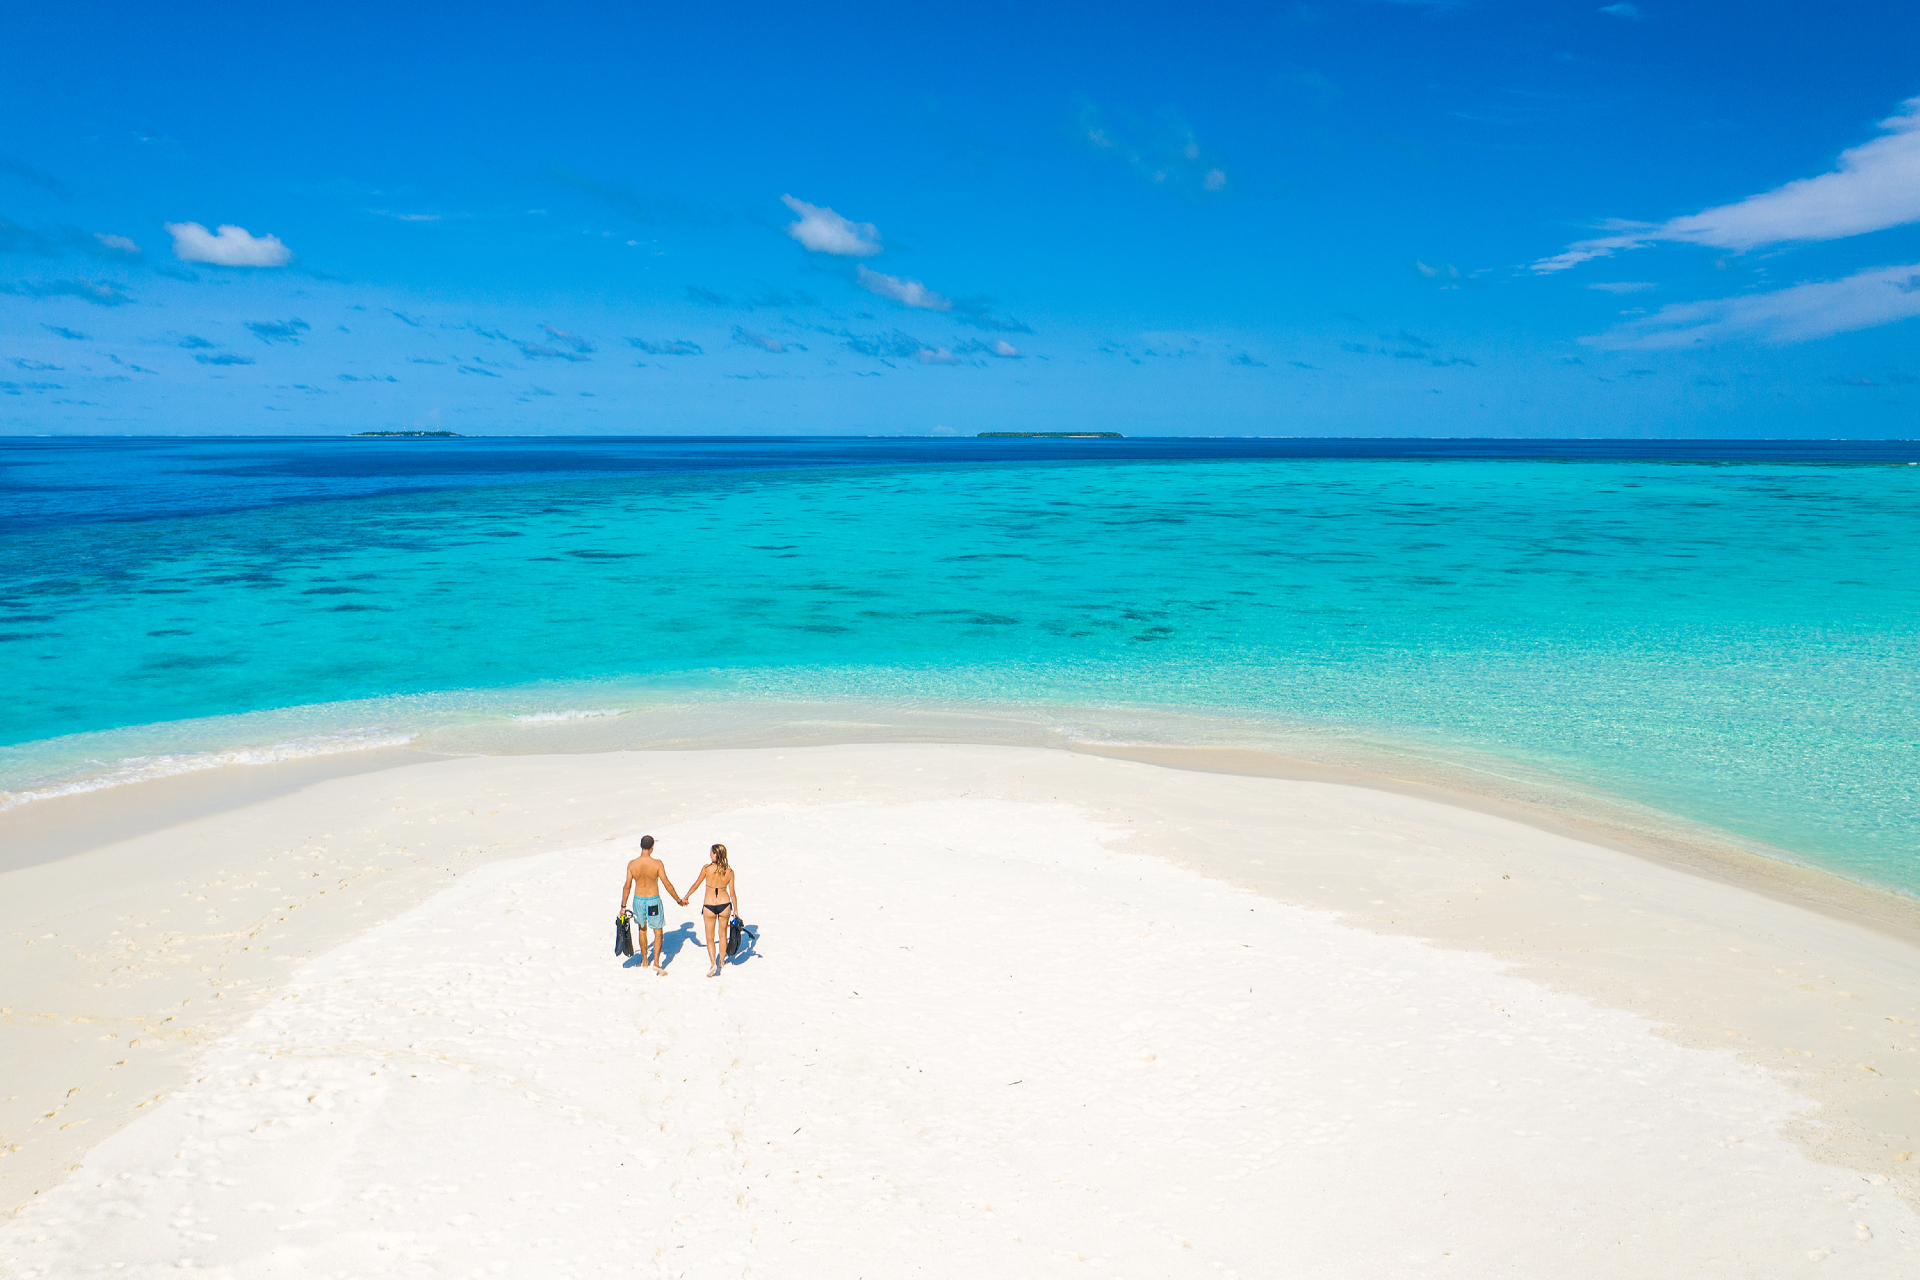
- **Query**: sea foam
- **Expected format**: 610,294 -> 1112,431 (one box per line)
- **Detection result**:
510,708 -> 630,723
0,727 -> 417,811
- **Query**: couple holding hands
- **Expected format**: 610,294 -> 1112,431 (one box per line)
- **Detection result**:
619,836 -> 740,977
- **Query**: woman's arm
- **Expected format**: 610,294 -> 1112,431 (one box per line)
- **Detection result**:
687,866 -> 709,898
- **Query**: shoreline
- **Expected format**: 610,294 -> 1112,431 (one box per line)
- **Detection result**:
6,692 -> 1915,947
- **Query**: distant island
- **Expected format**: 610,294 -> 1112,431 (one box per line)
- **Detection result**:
977,432 -> 1123,439
349,431 -> 463,438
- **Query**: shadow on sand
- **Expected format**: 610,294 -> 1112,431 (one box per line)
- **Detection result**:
621,921 -> 759,971
621,921 -> 699,970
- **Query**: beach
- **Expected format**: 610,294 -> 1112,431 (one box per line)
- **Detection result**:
3,740 -> 1916,1276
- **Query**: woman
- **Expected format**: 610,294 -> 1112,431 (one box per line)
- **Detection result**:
686,843 -> 738,977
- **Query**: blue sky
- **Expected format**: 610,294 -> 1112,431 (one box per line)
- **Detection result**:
2,0 -> 1918,437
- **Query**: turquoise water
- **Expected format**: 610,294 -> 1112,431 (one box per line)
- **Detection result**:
3,441 -> 1917,891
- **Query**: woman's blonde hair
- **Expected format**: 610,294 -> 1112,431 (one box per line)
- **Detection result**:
710,843 -> 729,873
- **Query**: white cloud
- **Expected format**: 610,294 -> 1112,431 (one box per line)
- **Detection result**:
856,265 -> 951,311
165,221 -> 292,267
781,195 -> 881,256
1535,96 -> 1920,272
915,347 -> 961,365
990,339 -> 1019,357
1585,262 -> 1920,348
1598,3 -> 1641,18
94,232 -> 141,254
1587,281 -> 1657,293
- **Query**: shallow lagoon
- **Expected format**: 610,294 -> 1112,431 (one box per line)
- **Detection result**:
2,437 -> 1916,890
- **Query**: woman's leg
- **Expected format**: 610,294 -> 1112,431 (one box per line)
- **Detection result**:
718,906 -> 734,968
701,908 -> 719,973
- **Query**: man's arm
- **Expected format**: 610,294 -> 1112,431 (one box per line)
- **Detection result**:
619,864 -> 635,909
659,867 -> 684,906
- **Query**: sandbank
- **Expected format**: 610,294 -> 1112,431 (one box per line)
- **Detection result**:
2,741 -> 1918,1275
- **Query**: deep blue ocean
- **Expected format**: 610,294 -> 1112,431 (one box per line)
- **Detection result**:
3,436 -> 1917,891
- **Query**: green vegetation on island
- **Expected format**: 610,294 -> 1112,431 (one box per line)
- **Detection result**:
976,431 -> 1123,439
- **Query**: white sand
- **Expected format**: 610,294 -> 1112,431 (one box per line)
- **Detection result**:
3,746 -> 1919,1276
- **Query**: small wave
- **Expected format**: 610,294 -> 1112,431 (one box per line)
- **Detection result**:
0,727 -> 417,811
511,708 -> 630,723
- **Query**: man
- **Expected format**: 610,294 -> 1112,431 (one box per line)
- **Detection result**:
619,836 -> 685,973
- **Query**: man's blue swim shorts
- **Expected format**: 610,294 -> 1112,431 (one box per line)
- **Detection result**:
631,894 -> 664,930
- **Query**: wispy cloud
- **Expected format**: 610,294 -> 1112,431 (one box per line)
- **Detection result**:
835,328 -> 977,365
519,341 -> 590,362
1597,3 -> 1642,19
839,329 -> 924,359
951,337 -> 1022,359
1586,262 -> 1920,348
93,232 -> 141,256
951,297 -> 1031,333
628,338 -> 703,355
1075,101 -> 1230,197
1535,95 -> 1920,271
0,157 -> 72,198
194,352 -> 255,365
781,195 -> 882,256
247,319 -> 310,344
541,323 -> 595,354
166,221 -> 292,267
1587,281 -> 1657,293
0,217 -> 56,255
42,324 -> 87,340
733,326 -> 799,353
973,338 -> 1021,358
857,265 -> 950,311
0,277 -> 132,305
687,285 -> 730,306
1336,329 -> 1478,365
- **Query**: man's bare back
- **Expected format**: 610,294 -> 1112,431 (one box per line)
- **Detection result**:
624,852 -> 667,897
618,835 -> 683,971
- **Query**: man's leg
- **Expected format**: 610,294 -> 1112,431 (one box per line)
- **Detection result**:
650,929 -> 665,970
